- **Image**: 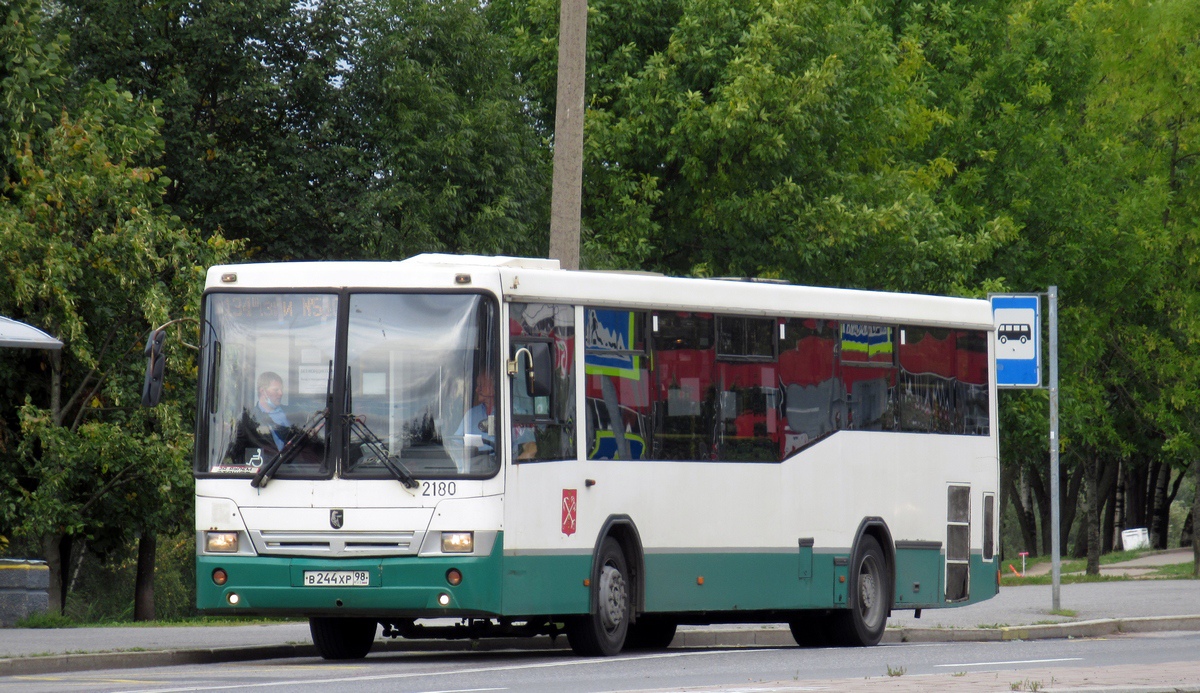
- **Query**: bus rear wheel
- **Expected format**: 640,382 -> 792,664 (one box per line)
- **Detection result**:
310,617 -> 377,659
828,536 -> 890,647
788,611 -> 829,647
567,537 -> 630,656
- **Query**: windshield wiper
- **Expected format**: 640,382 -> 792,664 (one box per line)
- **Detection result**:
348,416 -> 419,489
251,361 -> 332,489
250,408 -> 328,489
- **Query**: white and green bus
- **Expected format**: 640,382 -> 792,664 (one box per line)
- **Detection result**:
185,254 -> 999,658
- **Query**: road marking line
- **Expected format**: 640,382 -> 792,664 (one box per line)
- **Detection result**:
119,649 -> 768,693
934,657 -> 1083,668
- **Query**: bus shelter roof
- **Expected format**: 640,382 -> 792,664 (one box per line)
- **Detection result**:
0,316 -> 62,350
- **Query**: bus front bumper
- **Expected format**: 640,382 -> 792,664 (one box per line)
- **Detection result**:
197,547 -> 504,617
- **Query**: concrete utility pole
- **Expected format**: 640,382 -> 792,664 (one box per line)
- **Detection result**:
548,0 -> 586,271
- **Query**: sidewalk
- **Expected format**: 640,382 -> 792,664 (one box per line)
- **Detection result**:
625,662 -> 1200,693
1018,547 -> 1193,578
1,577 -> 1198,678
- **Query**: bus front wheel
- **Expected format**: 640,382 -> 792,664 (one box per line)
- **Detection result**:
310,617 -> 377,659
828,536 -> 890,646
567,537 -> 630,656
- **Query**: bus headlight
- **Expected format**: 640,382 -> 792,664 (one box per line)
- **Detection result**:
441,532 -> 474,553
206,531 -> 239,553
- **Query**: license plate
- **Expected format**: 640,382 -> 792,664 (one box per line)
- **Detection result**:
303,570 -> 371,587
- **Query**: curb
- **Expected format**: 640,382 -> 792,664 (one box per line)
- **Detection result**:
3,615 -> 1200,678
1043,688 -> 1200,693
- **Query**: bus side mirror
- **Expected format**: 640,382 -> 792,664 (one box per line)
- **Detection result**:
509,342 -> 552,398
141,328 -> 167,407
526,342 -> 552,397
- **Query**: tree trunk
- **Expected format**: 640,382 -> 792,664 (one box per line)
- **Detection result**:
1005,470 -> 1038,556
41,533 -> 65,615
1020,466 -> 1039,556
1143,459 -> 1161,530
1031,464 -> 1051,557
1085,454 -> 1100,575
134,532 -> 157,621
1061,463 -> 1085,553
1150,464 -> 1170,549
1102,465 -> 1117,554
1113,462 -> 1125,548
1129,460 -> 1148,529
1193,455 -> 1200,577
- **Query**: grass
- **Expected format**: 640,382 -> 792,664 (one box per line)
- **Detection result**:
1003,572 -> 1132,586
1000,547 -> 1196,586
1152,563 -> 1200,579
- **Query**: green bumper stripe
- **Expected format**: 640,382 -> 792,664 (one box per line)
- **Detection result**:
198,537 -> 505,616
198,534 -> 999,617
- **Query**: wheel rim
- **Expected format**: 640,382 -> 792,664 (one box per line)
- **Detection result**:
857,554 -> 884,629
598,561 -> 628,633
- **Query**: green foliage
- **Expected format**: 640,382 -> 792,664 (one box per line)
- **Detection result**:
59,530 -> 197,622
53,0 -> 357,259
3,0 -> 1198,608
344,0 -> 551,259
55,0 -> 550,261
0,0 -> 232,612
15,610 -> 74,628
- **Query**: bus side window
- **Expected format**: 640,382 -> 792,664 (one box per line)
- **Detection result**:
651,312 -> 716,461
715,316 -> 778,462
778,318 -> 841,457
896,326 -> 990,436
584,308 -> 650,461
510,303 -> 576,461
898,326 -> 957,434
839,323 -> 897,431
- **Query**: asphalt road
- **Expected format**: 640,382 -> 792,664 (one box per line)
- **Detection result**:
3,577 -> 1200,693
2,630 -> 1199,692
3,580 -> 1198,660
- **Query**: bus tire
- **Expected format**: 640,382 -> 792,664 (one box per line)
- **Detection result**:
788,611 -> 829,647
309,617 -> 377,659
567,537 -> 630,656
624,615 -> 677,650
828,536 -> 890,647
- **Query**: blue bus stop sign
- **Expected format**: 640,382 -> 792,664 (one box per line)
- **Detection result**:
991,294 -> 1040,388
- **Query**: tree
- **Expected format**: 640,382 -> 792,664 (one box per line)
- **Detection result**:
340,0 -> 550,259
497,0 -> 1006,290
0,0 -> 232,613
54,0 -> 356,259
1088,0 -> 1200,572
55,0 -> 550,262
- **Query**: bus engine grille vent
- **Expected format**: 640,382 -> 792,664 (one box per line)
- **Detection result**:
249,530 -> 423,557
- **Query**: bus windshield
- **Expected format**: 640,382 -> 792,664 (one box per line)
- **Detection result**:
343,293 -> 498,479
198,291 -> 499,480
201,293 -> 338,478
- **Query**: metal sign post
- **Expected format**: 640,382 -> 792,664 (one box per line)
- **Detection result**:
1048,286 -> 1060,611
991,289 -> 1060,611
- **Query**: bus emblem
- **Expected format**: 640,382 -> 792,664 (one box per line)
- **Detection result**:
330,509 -> 344,529
562,489 -> 577,536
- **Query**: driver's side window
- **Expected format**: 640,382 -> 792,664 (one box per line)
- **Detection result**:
509,303 -> 576,461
